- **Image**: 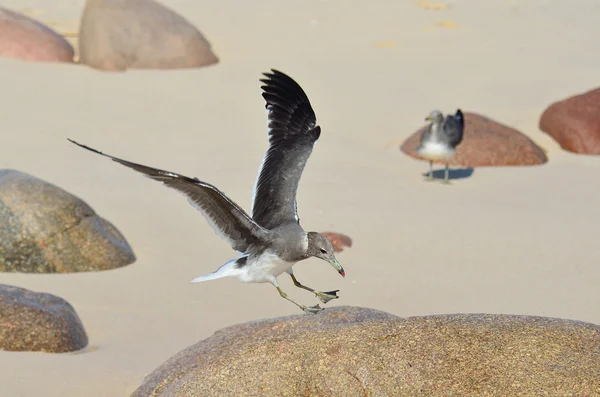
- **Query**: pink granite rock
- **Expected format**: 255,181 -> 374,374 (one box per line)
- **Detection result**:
321,232 -> 353,253
0,7 -> 74,63
539,88 -> 600,155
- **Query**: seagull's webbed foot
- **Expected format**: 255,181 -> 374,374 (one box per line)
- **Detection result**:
315,290 -> 339,304
290,274 -> 339,305
302,304 -> 324,314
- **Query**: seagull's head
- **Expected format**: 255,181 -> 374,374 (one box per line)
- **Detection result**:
307,232 -> 345,278
425,110 -> 444,122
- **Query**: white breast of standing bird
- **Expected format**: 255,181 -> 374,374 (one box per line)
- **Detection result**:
417,141 -> 456,160
239,251 -> 296,283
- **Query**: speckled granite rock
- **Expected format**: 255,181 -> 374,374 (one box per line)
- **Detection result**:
0,284 -> 88,352
0,169 -> 135,273
401,112 -> 548,166
131,307 -> 600,396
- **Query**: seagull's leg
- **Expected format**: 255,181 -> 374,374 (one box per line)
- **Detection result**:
271,278 -> 322,314
276,286 -> 323,314
442,162 -> 451,184
289,272 -> 339,304
425,160 -> 434,181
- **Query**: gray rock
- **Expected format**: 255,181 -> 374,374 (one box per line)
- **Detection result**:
0,284 -> 88,352
0,169 -> 135,273
132,306 -> 600,397
78,0 -> 219,71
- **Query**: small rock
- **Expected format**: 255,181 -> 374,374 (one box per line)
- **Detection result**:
401,112 -> 548,166
0,7 -> 74,63
132,307 -> 600,396
78,0 -> 219,71
0,284 -> 88,352
321,231 -> 352,253
0,169 -> 135,273
539,87 -> 600,155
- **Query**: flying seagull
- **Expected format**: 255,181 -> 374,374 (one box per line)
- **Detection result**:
416,109 -> 464,183
68,69 -> 344,314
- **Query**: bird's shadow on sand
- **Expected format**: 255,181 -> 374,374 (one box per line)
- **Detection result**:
422,167 -> 475,180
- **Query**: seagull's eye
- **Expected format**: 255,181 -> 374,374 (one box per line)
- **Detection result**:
319,249 -> 327,254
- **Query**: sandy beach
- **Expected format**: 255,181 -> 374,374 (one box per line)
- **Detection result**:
0,0 -> 599,395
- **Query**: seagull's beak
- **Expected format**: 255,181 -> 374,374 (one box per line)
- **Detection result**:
425,116 -> 432,121
329,259 -> 345,278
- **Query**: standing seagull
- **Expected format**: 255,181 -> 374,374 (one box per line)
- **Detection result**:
416,109 -> 464,183
68,69 -> 344,314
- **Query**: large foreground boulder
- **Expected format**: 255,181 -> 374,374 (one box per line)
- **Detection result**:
0,169 -> 135,273
132,306 -> 600,396
401,112 -> 548,166
0,7 -> 74,63
539,87 -> 600,155
78,0 -> 219,71
0,284 -> 88,352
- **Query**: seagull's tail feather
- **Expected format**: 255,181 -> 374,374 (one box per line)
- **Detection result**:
191,272 -> 230,283
191,257 -> 242,283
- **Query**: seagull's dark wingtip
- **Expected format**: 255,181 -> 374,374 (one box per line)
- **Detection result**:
67,138 -> 80,147
454,109 -> 465,123
67,138 -> 107,157
454,109 -> 465,131
260,69 -> 311,106
261,69 -> 278,81
261,69 -> 297,87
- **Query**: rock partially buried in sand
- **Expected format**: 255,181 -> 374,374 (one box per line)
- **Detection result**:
78,0 -> 219,71
0,7 -> 74,63
539,87 -> 600,155
132,306 -> 600,396
401,112 -> 548,166
321,231 -> 352,253
0,170 -> 135,273
0,284 -> 88,352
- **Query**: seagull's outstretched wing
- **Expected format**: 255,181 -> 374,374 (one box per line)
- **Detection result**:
68,139 -> 268,253
443,109 -> 464,147
251,69 -> 321,229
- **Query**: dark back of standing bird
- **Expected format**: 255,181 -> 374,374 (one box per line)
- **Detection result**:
444,109 -> 464,148
442,109 -> 465,147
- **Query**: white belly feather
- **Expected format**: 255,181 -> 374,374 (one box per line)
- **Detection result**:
416,141 -> 455,161
237,251 -> 296,284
